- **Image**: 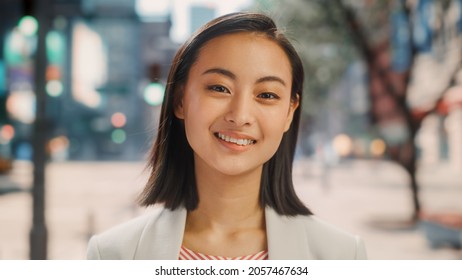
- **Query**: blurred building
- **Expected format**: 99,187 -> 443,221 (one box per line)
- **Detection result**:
0,0 -> 180,162
0,0 -> 25,172
190,5 -> 215,34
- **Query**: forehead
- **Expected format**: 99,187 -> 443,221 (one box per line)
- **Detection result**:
190,32 -> 292,80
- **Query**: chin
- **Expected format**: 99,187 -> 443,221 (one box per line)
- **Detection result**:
213,163 -> 263,177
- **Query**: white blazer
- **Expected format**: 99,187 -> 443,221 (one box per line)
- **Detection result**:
87,206 -> 367,260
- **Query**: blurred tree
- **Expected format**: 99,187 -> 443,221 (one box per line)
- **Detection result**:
334,0 -> 461,223
255,0 -> 462,222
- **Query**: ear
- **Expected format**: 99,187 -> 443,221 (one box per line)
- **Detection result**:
284,93 -> 299,132
174,99 -> 185,119
173,87 -> 185,120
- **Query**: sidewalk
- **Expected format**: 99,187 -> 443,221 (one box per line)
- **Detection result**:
0,159 -> 461,259
293,158 -> 462,259
0,174 -> 24,195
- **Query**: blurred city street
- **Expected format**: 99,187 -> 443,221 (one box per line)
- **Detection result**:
1,0 -> 462,262
0,158 -> 461,260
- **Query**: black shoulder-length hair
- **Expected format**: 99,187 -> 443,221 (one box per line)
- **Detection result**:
139,12 -> 312,216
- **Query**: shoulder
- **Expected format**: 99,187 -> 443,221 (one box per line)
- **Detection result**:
87,206 -> 166,259
296,215 -> 367,259
265,207 -> 367,259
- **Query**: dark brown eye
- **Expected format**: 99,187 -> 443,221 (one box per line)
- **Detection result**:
208,85 -> 229,93
258,92 -> 279,99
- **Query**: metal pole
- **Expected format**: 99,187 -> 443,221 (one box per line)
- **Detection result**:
30,0 -> 51,260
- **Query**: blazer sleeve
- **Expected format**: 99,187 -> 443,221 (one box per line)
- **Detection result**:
299,215 -> 368,259
84,208 -> 170,259
85,222 -> 143,260
354,235 -> 367,260
87,236 -> 102,260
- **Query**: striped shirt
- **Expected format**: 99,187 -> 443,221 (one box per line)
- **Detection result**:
179,246 -> 268,260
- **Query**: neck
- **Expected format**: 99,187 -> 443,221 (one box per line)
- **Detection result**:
189,161 -> 264,232
183,159 -> 267,256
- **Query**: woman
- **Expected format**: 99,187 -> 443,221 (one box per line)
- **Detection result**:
87,12 -> 366,260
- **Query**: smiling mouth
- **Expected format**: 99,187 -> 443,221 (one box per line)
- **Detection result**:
214,132 -> 256,146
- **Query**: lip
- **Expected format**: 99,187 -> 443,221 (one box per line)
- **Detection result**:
215,131 -> 257,141
213,131 -> 257,151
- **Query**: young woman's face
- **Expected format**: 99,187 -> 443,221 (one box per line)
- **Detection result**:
175,32 -> 298,178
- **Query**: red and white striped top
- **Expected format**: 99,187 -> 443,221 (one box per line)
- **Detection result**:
179,246 -> 268,260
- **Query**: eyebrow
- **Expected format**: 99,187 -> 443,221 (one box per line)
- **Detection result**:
202,68 -> 236,80
202,67 -> 287,87
256,76 -> 286,87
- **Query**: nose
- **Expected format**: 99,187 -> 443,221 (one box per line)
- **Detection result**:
224,93 -> 255,126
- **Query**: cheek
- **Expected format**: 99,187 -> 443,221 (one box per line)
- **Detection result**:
259,105 -> 291,132
259,113 -> 288,145
182,104 -> 212,147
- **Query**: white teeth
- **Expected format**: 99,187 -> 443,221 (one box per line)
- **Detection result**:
217,133 -> 255,146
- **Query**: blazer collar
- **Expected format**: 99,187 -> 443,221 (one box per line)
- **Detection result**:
133,206 -> 314,259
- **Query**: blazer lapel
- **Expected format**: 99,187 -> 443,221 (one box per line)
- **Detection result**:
131,206 -> 314,259
265,207 -> 314,260
134,207 -> 187,259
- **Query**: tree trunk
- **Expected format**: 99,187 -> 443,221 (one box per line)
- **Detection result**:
334,0 -> 423,221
